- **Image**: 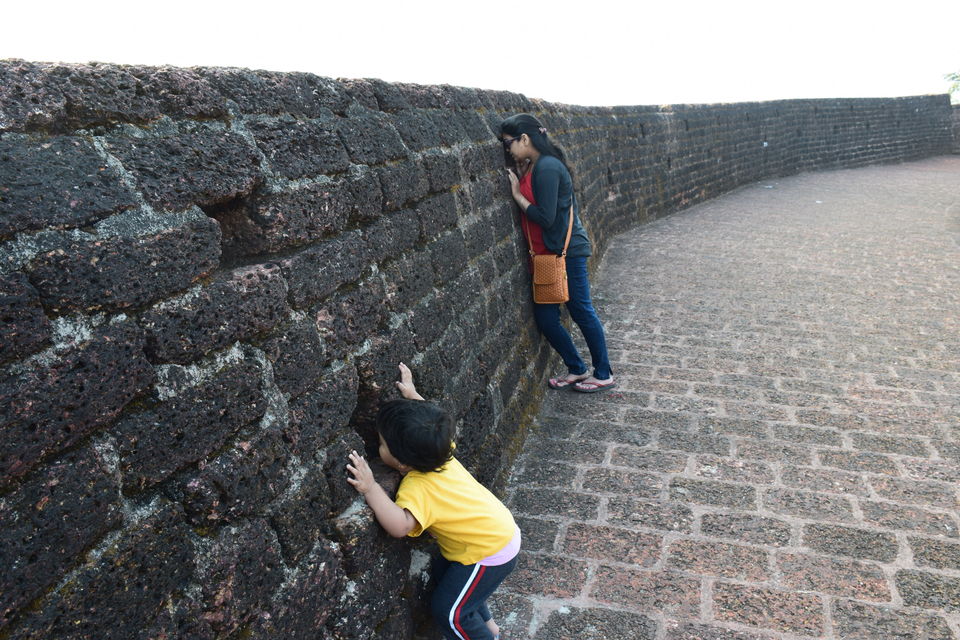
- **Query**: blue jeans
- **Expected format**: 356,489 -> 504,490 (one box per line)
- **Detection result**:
533,256 -> 613,380
431,555 -> 518,640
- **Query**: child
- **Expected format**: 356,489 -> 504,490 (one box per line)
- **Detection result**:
347,363 -> 520,640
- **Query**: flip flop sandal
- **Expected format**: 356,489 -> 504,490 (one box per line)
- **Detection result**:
548,373 -> 590,390
573,379 -> 617,393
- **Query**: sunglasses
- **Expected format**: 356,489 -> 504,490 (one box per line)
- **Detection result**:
501,135 -> 522,149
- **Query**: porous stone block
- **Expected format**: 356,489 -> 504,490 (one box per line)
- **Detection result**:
390,109 -> 444,152
196,67 -> 351,117
312,276 -> 387,361
322,431 -> 368,518
268,472 -> 333,566
105,129 -> 263,211
1,320 -> 154,486
713,583 -> 824,635
27,215 -> 221,313
141,263 -> 289,363
177,427 -> 292,528
286,363 -> 359,457
279,230 -> 367,308
762,488 -> 855,522
245,540 -> 346,638
801,523 -> 899,562
860,500 -> 958,537
421,151 -> 461,194
669,477 -> 756,508
831,599 -> 953,639
245,114 -> 351,179
0,272 -> 51,363
562,523 -> 662,566
429,229 -> 469,285
125,65 -> 228,120
700,513 -> 793,547
0,136 -> 137,236
778,552 -> 891,601
0,447 -> 121,627
260,319 -> 327,397
533,607 -> 657,640
667,539 -> 770,581
362,208 -> 421,262
896,570 -> 960,611
115,359 -> 266,492
9,504 -> 194,639
506,553 -> 589,598
199,519 -> 285,634
377,159 -> 429,211
909,536 -> 960,570
336,109 -> 407,165
330,463 -> 405,576
591,566 -> 701,617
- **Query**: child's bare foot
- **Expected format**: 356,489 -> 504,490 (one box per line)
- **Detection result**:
485,618 -> 500,638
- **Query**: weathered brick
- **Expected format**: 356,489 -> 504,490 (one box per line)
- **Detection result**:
199,518 -> 285,634
591,567 -> 700,617
700,513 -> 793,547
105,129 -> 263,211
0,447 -> 121,626
0,272 -> 51,363
667,539 -> 769,580
831,599 -> 953,639
669,477 -> 756,508
778,552 -> 891,600
505,553 -> 588,598
562,523 -> 662,565
606,497 -> 694,532
533,607 -> 657,640
141,263 -> 289,364
0,136 -> 137,236
11,504 -> 194,640
713,583 -> 824,635
115,359 -> 266,492
1,320 -> 155,486
909,536 -> 960,570
26,215 -> 221,313
802,523 -> 899,562
280,230 -> 367,308
896,570 -> 960,611
763,488 -> 855,522
246,114 -> 350,179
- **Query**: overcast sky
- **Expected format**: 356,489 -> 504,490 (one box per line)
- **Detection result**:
4,0 -> 958,107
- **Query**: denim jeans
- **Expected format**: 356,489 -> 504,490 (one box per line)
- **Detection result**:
532,256 -> 613,380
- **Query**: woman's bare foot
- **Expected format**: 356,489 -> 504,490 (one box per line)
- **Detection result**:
572,376 -> 616,393
548,371 -> 590,390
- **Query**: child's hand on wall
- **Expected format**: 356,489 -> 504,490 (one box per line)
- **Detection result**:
396,362 -> 424,401
346,450 -> 375,494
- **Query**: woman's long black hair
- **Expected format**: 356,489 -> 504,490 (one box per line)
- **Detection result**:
499,113 -> 574,181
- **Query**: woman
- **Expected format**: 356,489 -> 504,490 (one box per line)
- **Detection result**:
500,113 -> 615,393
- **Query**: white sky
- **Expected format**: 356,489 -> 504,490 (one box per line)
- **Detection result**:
4,0 -> 958,107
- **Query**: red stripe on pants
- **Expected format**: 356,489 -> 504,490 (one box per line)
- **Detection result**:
453,565 -> 487,639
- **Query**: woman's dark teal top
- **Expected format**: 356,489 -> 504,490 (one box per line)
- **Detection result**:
525,155 -> 591,258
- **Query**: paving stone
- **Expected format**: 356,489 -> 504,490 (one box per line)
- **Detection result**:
896,570 -> 960,611
817,450 -> 900,475
666,539 -> 769,580
513,517 -> 560,553
780,465 -> 870,496
669,477 -> 756,509
562,523 -> 662,565
763,488 -> 855,522
700,513 -> 793,547
860,500 -> 959,538
510,488 -> 600,520
736,439 -> 813,465
659,430 -> 731,456
581,467 -> 664,498
512,458 -> 578,489
699,416 -> 768,439
609,446 -> 687,472
695,456 -> 775,484
504,553 -> 588,598
909,536 -> 960,570
831,599 -> 954,640
606,497 -> 694,532
899,458 -> 960,483
778,552 -> 891,601
802,523 -> 900,562
591,567 -> 700,617
850,433 -> 931,457
770,424 -> 843,446
664,622 -> 769,640
869,476 -> 959,508
533,607 -> 658,640
525,438 -> 607,464
712,583 -> 825,635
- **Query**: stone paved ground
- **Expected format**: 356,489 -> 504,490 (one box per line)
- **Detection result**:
492,156 -> 960,639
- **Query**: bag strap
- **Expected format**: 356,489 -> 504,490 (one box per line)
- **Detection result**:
522,202 -> 576,258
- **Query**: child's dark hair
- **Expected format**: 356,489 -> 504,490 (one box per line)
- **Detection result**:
499,113 -> 574,180
376,399 -> 454,473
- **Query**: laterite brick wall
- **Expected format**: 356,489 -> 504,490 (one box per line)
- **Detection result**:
0,59 -> 952,639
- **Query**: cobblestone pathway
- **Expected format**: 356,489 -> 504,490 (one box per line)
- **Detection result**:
492,156 -> 960,639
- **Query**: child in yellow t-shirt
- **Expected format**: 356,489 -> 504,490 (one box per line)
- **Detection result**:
347,363 -> 520,640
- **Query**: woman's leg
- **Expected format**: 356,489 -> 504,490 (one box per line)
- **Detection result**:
563,257 -> 613,381
532,300 -> 587,377
430,558 -> 517,640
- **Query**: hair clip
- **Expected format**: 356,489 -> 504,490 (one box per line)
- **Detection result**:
538,127 -> 547,134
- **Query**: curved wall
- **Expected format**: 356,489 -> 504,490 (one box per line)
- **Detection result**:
0,59 -> 953,638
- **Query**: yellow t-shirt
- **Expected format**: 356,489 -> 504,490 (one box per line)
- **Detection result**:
395,456 -> 516,565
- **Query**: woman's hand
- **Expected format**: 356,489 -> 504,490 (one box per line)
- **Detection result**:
505,167 -> 520,195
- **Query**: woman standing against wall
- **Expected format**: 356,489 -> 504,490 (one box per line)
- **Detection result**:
500,113 -> 615,393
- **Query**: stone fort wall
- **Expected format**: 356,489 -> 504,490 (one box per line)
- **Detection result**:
0,59 -> 952,639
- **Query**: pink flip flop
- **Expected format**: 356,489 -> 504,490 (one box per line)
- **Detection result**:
573,379 -> 617,393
